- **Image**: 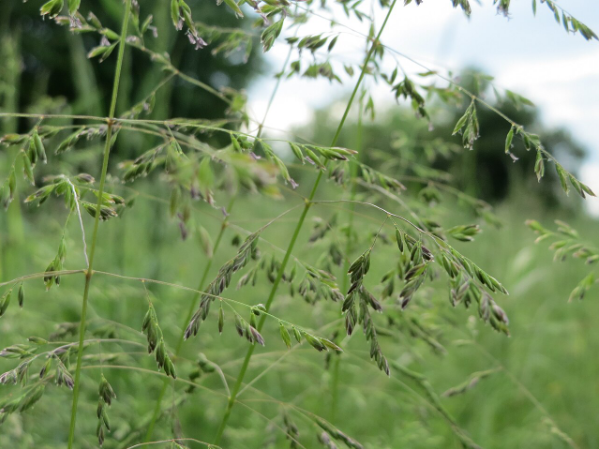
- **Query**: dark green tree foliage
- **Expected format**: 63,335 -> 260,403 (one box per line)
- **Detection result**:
444,71 -> 585,206
298,69 -> 586,208
0,0 -> 261,147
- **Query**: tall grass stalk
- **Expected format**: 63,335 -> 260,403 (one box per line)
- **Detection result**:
213,0 -> 399,442
144,198 -> 234,441
144,35 -> 297,439
1,1 -> 595,447
67,1 -> 132,447
330,93 -> 364,421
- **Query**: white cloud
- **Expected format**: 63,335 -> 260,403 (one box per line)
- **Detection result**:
248,1 -> 599,162
580,163 -> 599,216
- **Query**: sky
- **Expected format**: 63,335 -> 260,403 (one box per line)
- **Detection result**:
246,0 -> 599,213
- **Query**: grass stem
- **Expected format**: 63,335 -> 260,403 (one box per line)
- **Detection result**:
213,0 -> 399,442
331,94 -> 364,421
143,24 -> 297,438
66,2 -> 132,447
143,197 -> 234,442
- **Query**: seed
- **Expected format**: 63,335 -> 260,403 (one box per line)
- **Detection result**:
279,323 -> 292,348
18,284 -> 24,308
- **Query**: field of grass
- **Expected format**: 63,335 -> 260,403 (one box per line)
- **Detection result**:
1,175 -> 597,448
2,2 -> 598,448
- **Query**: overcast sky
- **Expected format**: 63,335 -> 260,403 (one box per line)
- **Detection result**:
246,0 -> 599,212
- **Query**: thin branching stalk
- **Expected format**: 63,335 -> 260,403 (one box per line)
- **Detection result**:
450,328 -> 580,449
143,199 -> 234,442
341,93 -> 364,292
126,438 -> 220,449
330,93 -> 365,421
0,269 -> 85,288
66,179 -> 89,267
0,2 -> 592,447
144,35 -> 297,437
81,364 -> 308,448
343,351 -> 480,448
67,1 -> 132,447
213,0 -> 399,443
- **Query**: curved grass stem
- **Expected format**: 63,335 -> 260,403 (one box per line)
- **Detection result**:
143,25 -> 298,438
66,1 -> 132,447
143,197 -> 234,442
331,92 -> 365,421
213,0 -> 399,443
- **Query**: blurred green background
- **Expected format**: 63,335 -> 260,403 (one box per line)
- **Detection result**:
1,1 -> 598,448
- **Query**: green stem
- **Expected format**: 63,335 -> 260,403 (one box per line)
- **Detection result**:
331,94 -> 364,421
341,94 -> 364,293
143,27 -> 296,439
144,197 -> 234,442
213,1 -> 398,443
66,2 -> 132,447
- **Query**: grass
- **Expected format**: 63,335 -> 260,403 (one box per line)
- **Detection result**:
1,2 -> 598,448
66,2 -> 132,447
1,180 -> 598,448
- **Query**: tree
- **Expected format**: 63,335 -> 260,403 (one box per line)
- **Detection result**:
298,68 -> 587,209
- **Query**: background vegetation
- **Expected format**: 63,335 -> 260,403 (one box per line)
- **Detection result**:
1,1 -> 598,448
